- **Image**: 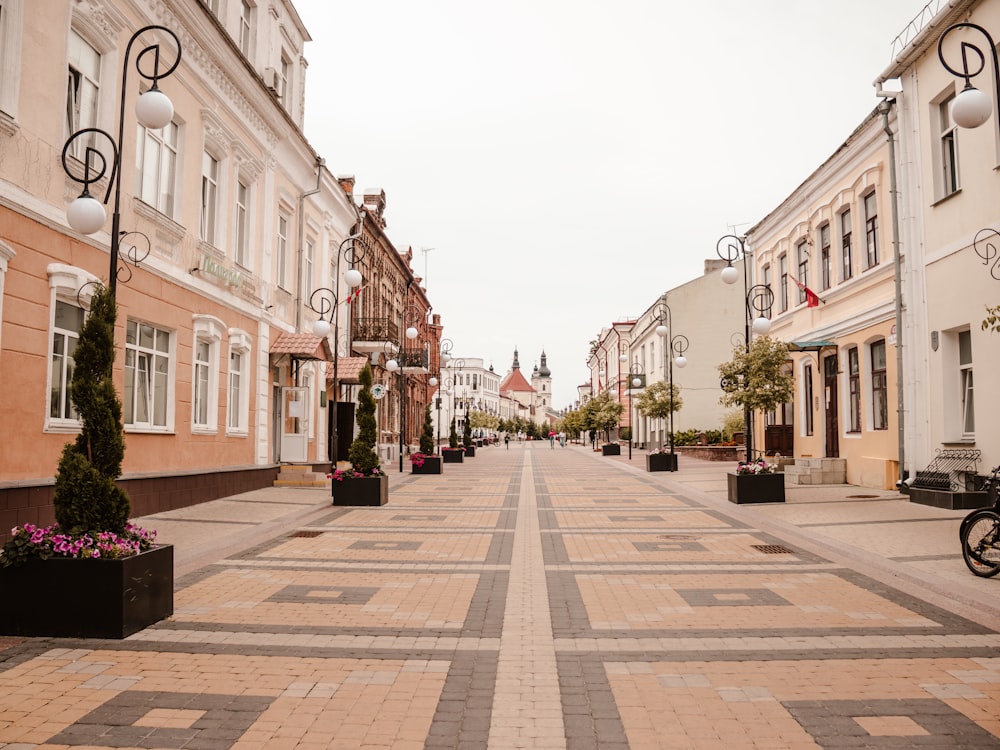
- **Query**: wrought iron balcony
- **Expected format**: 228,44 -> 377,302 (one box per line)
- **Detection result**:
351,317 -> 399,354
399,347 -> 430,373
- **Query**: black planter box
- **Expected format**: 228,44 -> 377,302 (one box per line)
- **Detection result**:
727,472 -> 785,504
646,453 -> 678,472
602,444 -> 621,456
0,544 -> 174,638
465,446 -> 476,458
411,456 -> 443,475
332,474 -> 388,506
442,449 -> 464,463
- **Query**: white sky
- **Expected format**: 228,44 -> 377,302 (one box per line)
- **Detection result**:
295,0 -> 929,410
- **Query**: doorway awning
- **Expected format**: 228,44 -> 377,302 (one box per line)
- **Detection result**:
270,333 -> 332,361
788,340 -> 837,352
329,356 -> 369,384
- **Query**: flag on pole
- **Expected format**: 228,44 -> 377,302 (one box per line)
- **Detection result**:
788,274 -> 822,307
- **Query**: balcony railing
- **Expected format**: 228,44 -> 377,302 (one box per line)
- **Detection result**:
399,348 -> 430,372
352,317 -> 399,353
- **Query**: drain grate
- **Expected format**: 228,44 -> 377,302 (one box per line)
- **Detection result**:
291,530 -> 322,538
752,544 -> 794,554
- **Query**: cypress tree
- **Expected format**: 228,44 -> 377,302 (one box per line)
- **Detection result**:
348,363 -> 381,474
419,404 -> 435,454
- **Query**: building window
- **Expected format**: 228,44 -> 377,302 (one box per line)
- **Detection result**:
276,212 -> 289,289
192,316 -> 223,432
136,120 -> 179,217
796,239 -> 809,305
124,320 -> 171,429
235,179 -> 250,267
959,330 -> 974,437
200,151 -> 219,245
864,192 -> 879,268
304,238 -> 314,300
66,29 -> 100,160
193,340 -> 211,427
871,339 -> 888,431
819,224 -> 831,290
200,0 -> 220,14
939,94 -> 960,197
839,209 -> 853,282
50,300 -> 84,423
848,347 -> 861,433
227,330 -> 251,435
803,363 -> 814,436
278,54 -> 290,106
762,264 -> 772,316
778,253 -> 788,312
239,1 -> 253,58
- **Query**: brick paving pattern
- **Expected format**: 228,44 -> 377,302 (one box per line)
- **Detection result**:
2,445 -> 999,748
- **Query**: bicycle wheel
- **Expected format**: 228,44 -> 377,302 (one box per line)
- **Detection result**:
960,510 -> 1000,578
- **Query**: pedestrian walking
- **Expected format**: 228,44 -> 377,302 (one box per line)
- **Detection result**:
549,431 -> 555,449
504,434 -> 510,450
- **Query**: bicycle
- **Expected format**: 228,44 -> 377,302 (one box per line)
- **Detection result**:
959,465 -> 1000,577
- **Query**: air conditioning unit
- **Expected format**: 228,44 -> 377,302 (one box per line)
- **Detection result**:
262,67 -> 282,96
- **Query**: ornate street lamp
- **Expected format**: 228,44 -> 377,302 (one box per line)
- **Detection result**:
717,234 -> 774,461
309,233 -> 366,466
61,26 -> 181,297
626,361 -> 644,460
655,303 -> 689,471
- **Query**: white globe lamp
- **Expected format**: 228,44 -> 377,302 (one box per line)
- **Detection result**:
752,316 -> 771,336
406,326 -> 419,340
311,318 -> 331,337
952,86 -> 993,129
674,355 -> 687,369
656,324 -> 668,337
345,268 -> 363,288
135,88 -> 174,130
720,264 -> 739,285
67,194 -> 107,234
386,357 -> 399,372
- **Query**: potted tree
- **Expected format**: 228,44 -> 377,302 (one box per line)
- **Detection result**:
411,404 -> 442,474
462,414 -> 476,457
443,417 -> 464,463
718,336 -> 793,503
0,285 -> 172,638
635,381 -> 683,472
331,363 -> 387,505
585,391 -> 624,455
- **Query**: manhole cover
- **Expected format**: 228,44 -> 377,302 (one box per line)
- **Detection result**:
846,494 -> 879,499
291,530 -> 322,538
659,534 -> 695,540
752,544 -> 794,554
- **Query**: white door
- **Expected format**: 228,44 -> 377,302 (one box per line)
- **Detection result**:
280,386 -> 309,463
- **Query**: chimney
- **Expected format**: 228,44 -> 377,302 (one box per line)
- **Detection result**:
337,175 -> 355,199
363,188 -> 387,227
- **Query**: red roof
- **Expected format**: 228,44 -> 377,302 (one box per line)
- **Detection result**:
329,356 -> 369,384
270,333 -> 332,361
500,367 -> 535,394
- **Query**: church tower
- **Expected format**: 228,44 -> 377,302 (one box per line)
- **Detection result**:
530,350 -> 553,412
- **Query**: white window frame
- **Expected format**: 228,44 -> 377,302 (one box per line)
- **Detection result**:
235,177 -> 250,268
66,28 -> 101,157
796,239 -> 809,305
870,339 -> 888,431
124,319 -> 174,432
227,329 -> 251,435
840,208 -> 853,282
276,211 -> 289,289
819,223 -> 831,291
43,264 -> 99,432
863,191 -> 879,269
136,119 -> 180,218
200,150 -> 219,246
958,329 -> 974,439
239,0 -> 253,59
935,91 -> 960,200
802,362 -> 814,436
192,315 -> 223,433
304,237 -> 314,301
0,0 -> 25,133
278,53 -> 290,106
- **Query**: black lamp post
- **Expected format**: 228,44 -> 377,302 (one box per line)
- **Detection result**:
654,303 -> 688,470
395,304 -> 422,472
626,361 -> 644,460
61,26 -> 182,297
308,233 -> 365,467
452,358 -> 466,442
716,234 -> 774,462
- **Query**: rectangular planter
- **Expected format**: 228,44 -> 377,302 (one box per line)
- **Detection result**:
465,446 -> 476,458
411,456 -> 443,475
646,453 -> 678,472
0,544 -> 174,638
332,474 -> 388,506
602,444 -> 621,456
442,450 -> 464,463
727,472 -> 785,504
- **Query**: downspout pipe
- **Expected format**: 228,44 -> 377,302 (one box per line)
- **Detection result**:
295,156 -> 325,336
878,96 -> 907,488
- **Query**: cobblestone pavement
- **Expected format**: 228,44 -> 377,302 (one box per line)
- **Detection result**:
2,445 -> 999,749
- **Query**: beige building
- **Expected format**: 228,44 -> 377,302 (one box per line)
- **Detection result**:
746,108 -> 901,489
874,0 -> 1000,481
0,0 -> 436,537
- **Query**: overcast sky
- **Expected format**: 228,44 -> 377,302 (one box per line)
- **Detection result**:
295,0 -> 929,411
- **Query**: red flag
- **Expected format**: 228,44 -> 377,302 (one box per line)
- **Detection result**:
788,274 -> 822,307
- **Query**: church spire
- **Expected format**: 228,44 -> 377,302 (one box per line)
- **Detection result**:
512,347 -> 520,369
538,350 -> 551,377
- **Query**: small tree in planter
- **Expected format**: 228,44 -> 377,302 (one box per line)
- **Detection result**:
410,404 -> 442,474
443,417 -> 464,462
449,417 -> 459,448
635,381 -> 684,470
1,284 -> 170,638
334,363 -> 387,505
717,336 -> 793,503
